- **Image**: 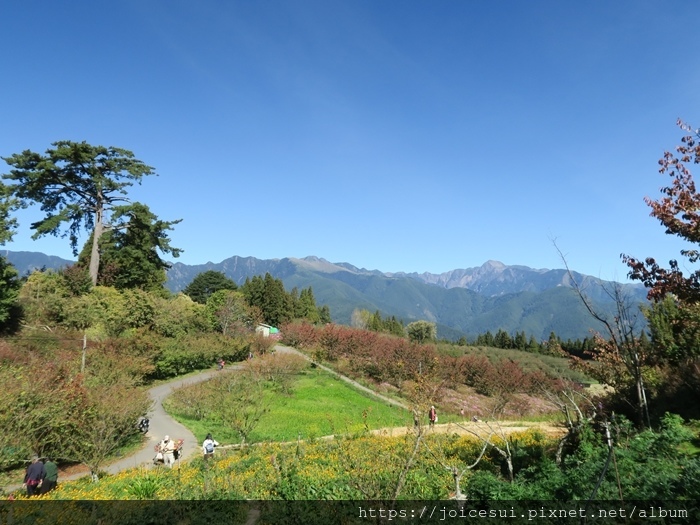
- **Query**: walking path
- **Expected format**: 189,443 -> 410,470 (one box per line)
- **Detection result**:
3,344 -> 562,494
2,365 -> 241,493
104,365 -> 243,474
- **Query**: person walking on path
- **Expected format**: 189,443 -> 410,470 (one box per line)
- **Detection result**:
41,457 -> 58,494
428,406 -> 437,428
23,456 -> 45,497
202,433 -> 219,460
159,435 -> 176,468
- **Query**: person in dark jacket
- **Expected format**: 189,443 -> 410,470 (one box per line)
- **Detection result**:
23,456 -> 45,497
428,406 -> 437,428
41,457 -> 59,493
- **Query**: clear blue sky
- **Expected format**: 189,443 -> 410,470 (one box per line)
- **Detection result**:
2,1 -> 699,281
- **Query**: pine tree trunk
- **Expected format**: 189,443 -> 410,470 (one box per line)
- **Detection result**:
89,205 -> 104,286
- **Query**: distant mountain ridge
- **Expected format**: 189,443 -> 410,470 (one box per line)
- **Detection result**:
3,250 -> 648,342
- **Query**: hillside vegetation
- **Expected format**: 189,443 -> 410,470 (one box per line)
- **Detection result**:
3,125 -> 700,506
5,250 -> 648,341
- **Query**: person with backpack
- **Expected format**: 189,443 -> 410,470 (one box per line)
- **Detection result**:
202,433 -> 219,460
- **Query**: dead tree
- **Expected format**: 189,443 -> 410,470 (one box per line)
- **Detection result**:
554,242 -> 651,428
540,381 -> 597,465
422,425 -> 493,500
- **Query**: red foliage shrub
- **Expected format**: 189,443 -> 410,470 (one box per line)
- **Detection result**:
279,321 -> 319,349
280,323 -> 564,399
457,354 -> 495,388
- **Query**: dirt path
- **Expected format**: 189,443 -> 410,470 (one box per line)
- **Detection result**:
371,420 -> 565,439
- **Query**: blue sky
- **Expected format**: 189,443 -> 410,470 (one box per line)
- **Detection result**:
2,1 -> 699,281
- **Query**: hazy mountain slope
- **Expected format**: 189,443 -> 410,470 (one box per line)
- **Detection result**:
2,250 -> 74,275
3,251 -> 645,341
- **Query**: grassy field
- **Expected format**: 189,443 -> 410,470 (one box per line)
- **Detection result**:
166,367 -> 412,445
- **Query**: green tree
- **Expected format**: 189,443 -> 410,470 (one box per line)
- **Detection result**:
350,308 -> 371,329
318,304 -> 332,324
385,315 -> 405,337
615,121 -> 700,423
18,270 -> 72,326
262,273 -> 291,327
184,270 -> 237,304
406,320 -> 436,344
242,273 -> 290,327
527,335 -> 541,353
289,287 -> 300,317
298,287 -> 320,323
91,202 -> 182,291
152,293 -> 208,337
546,331 -> 562,355
0,255 -> 21,333
367,310 -> 383,332
2,141 -> 157,285
0,182 -> 21,332
494,329 -> 513,349
66,286 -> 130,337
206,289 -> 259,336
645,295 -> 700,364
476,331 -> 495,347
241,275 -> 265,314
60,286 -> 156,337
60,263 -> 93,296
0,181 -> 20,245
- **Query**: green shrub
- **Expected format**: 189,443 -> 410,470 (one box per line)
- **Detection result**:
127,473 -> 163,499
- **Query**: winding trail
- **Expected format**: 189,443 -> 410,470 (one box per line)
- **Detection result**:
3,344 -> 562,494
104,365 -> 243,473
2,365 -> 242,493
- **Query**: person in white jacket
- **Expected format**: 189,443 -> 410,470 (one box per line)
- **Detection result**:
202,433 -> 219,460
160,435 -> 176,468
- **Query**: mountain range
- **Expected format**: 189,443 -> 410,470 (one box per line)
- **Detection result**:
2,250 -> 649,342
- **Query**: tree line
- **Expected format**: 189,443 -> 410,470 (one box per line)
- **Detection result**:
353,307 -> 603,358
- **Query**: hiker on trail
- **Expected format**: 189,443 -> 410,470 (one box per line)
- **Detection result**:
41,457 -> 58,494
23,456 -> 45,497
160,435 -> 176,468
428,406 -> 437,427
138,416 -> 150,434
217,358 -> 225,370
202,433 -> 219,460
